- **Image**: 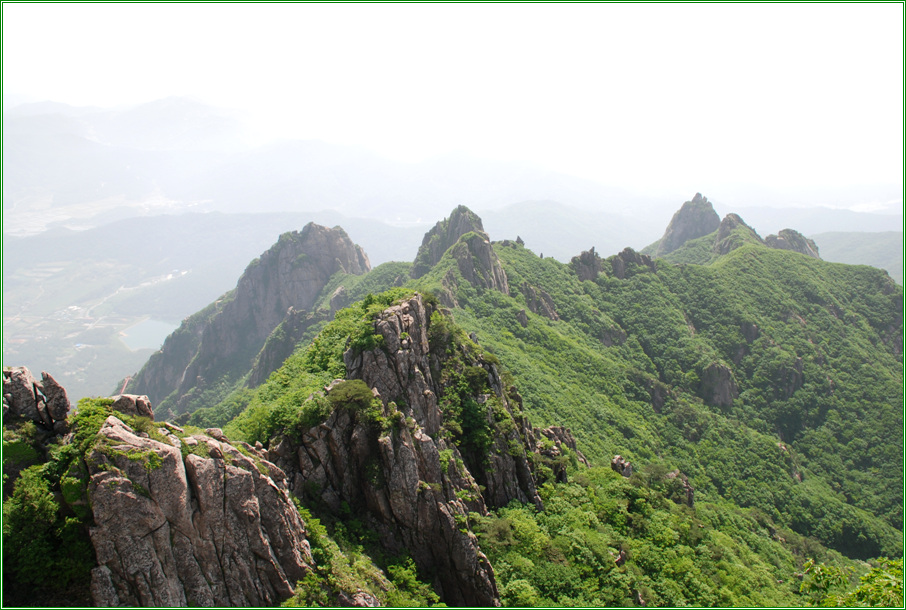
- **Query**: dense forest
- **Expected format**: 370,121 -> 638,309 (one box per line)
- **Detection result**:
4,201 -> 902,607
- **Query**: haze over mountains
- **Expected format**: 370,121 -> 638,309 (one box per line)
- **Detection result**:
2,96 -> 903,404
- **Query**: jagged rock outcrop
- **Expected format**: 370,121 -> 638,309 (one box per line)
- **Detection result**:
411,205 -> 486,279
765,229 -> 821,259
269,294 -> 585,606
713,213 -> 764,255
534,426 -> 590,483
611,455 -> 633,477
87,415 -> 313,607
666,470 -> 694,507
449,232 -> 510,296
610,247 -> 656,280
520,282 -> 559,320
570,247 -> 604,281
126,223 -> 370,417
3,367 -> 70,432
109,394 -> 154,419
699,362 -> 739,408
653,193 -> 721,257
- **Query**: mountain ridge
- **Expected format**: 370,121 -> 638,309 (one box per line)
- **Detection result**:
4,195 -> 901,607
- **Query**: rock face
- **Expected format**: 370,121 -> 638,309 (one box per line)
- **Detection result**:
610,247 -> 656,280
611,455 -> 633,477
3,367 -> 70,431
269,294 -> 585,607
666,470 -> 694,507
699,362 -> 739,408
411,205 -> 486,279
109,394 -> 154,419
520,282 -> 559,321
126,223 -> 370,417
765,229 -> 821,259
87,415 -> 313,607
653,193 -> 721,257
449,232 -> 510,296
534,426 -> 590,483
570,247 -> 604,281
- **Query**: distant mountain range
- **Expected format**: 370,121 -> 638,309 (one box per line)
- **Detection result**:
4,96 -> 901,239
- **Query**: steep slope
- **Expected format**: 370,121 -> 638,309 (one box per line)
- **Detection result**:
415,232 -> 902,560
8,199 -> 902,607
221,291 -> 586,605
170,203 -> 901,562
1,375 -> 317,607
125,222 -> 370,418
192,282 -> 890,607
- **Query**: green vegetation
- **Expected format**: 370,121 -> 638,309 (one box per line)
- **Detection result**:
282,504 -> 442,607
800,557 -> 903,607
203,221 -> 901,605
410,239 -> 903,561
1,397 -> 125,606
220,288 -> 416,446
8,207 -> 899,607
476,466 -> 856,607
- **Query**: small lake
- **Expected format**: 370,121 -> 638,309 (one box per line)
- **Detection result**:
120,319 -> 178,351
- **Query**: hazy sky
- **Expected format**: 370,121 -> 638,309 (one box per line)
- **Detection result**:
3,3 -> 903,202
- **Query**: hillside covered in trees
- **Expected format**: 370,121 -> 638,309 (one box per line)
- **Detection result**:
4,196 -> 902,607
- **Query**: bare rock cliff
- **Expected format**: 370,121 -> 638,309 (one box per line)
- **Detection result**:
88,414 -> 313,607
127,223 -> 370,417
765,228 -> 821,259
712,213 -> 764,255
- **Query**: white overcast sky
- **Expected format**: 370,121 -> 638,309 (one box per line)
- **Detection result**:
3,2 -> 903,201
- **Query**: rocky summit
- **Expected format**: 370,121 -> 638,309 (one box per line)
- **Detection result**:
651,192 -> 721,257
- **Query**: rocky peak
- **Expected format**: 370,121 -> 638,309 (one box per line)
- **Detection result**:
610,247 -> 656,280
712,213 -> 764,255
654,194 -> 722,257
570,247 -> 604,281
3,367 -> 70,433
87,415 -> 313,607
765,229 -> 821,259
654,193 -> 722,256
411,205 -> 487,279
126,223 -> 370,417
